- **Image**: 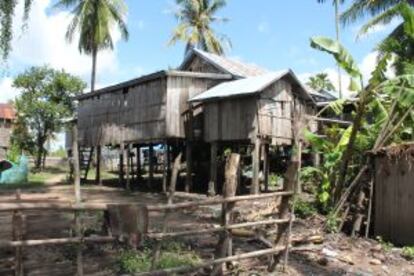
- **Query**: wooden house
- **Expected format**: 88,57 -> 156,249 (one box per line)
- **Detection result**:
0,103 -> 15,159
189,70 -> 316,194
74,49 -> 316,194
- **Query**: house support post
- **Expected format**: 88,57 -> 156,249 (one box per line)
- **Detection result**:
185,141 -> 193,193
136,146 -> 141,184
119,142 -> 125,187
251,138 -> 261,194
162,142 -> 170,193
148,144 -> 154,187
208,142 -> 218,196
263,143 -> 270,192
126,144 -> 131,191
95,145 -> 102,186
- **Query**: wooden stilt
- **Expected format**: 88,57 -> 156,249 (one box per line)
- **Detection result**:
136,146 -> 141,181
95,145 -> 102,186
119,142 -> 125,187
162,143 -> 169,193
208,142 -> 218,196
251,138 -> 261,194
185,141 -> 193,193
148,144 -> 154,187
126,144 -> 131,191
263,143 -> 270,192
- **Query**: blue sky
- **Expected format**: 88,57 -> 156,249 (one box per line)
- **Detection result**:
0,0 -> 400,148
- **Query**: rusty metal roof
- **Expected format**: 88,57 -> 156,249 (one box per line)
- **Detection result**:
0,103 -> 15,120
179,48 -> 269,78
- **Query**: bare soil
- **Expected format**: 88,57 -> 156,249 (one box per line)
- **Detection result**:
0,176 -> 413,275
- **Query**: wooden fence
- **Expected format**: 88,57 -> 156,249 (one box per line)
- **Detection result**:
0,154 -> 297,275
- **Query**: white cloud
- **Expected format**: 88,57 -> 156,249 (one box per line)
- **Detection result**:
0,77 -> 20,103
9,0 -> 121,86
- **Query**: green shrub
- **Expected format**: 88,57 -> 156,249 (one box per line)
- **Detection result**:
117,242 -> 201,273
402,246 -> 414,260
269,173 -> 281,188
293,198 -> 316,219
376,236 -> 393,252
325,212 -> 340,233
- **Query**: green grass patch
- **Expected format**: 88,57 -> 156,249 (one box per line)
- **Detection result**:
117,242 -> 201,273
402,246 -> 414,260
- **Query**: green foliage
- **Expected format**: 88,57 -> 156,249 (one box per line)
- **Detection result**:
6,143 -> 21,163
376,236 -> 394,252
293,197 -> 317,219
269,173 -> 281,188
306,73 -> 336,92
310,36 -> 363,91
0,0 -> 33,61
12,66 -> 86,169
325,212 -> 340,233
55,0 -> 129,55
117,243 -> 201,273
169,0 -> 230,55
402,246 -> 414,260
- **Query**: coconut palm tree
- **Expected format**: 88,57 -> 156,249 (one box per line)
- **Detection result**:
0,0 -> 33,60
341,0 -> 414,27
317,0 -> 345,98
56,0 -> 129,92
307,73 -> 336,92
169,0 -> 230,55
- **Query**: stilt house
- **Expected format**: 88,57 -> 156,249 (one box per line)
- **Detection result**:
74,49 -> 316,194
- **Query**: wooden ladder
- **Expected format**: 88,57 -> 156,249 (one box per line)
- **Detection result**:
79,147 -> 94,181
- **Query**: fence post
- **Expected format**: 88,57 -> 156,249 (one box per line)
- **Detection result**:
72,124 -> 83,276
13,189 -> 25,276
151,153 -> 182,269
213,153 -> 240,275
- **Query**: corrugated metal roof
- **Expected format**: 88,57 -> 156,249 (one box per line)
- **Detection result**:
180,48 -> 269,78
0,104 -> 15,120
190,70 -> 315,103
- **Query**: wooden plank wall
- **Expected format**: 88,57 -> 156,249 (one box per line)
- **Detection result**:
182,55 -> 223,75
0,126 -> 11,149
203,78 -> 315,144
203,97 -> 257,142
77,78 -> 168,146
374,156 -> 414,245
166,76 -> 223,138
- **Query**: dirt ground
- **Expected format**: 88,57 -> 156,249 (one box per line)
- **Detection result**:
0,174 -> 414,275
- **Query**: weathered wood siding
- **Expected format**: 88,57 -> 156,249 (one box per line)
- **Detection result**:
0,126 -> 11,149
204,97 -> 257,142
374,155 -> 414,245
77,72 -> 229,147
203,79 -> 315,144
78,77 -> 167,146
182,55 -> 223,74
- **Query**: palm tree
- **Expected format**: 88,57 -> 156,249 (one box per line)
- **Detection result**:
169,0 -> 230,55
0,0 -> 33,61
317,0 -> 345,98
56,0 -> 129,92
307,73 -> 336,91
341,0 -> 414,27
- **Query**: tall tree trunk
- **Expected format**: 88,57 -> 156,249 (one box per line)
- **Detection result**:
335,0 -> 343,99
91,47 -> 98,93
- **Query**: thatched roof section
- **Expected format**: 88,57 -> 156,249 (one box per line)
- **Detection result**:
179,48 -> 268,78
371,142 -> 414,160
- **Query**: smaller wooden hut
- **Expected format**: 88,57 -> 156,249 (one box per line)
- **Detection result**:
189,70 -> 317,194
373,143 -> 414,245
0,103 -> 15,159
